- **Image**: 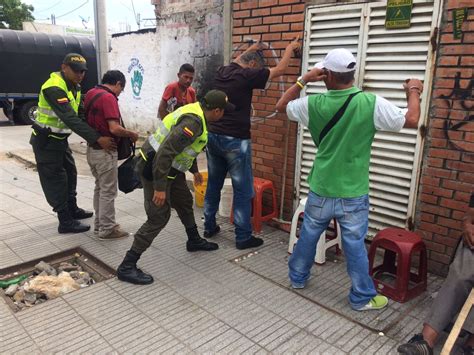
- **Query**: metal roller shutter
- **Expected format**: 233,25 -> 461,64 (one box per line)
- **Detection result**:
296,0 -> 440,236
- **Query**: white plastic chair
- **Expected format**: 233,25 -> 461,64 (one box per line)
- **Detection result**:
288,198 -> 342,264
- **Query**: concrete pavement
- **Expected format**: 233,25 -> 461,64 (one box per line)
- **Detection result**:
0,124 -> 91,176
0,125 -> 207,181
0,127 -> 462,354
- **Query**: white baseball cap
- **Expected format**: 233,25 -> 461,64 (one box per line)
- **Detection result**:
314,48 -> 357,73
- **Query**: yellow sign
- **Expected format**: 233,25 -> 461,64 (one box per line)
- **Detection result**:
385,0 -> 413,29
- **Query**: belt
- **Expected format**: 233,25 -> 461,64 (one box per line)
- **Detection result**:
32,124 -> 70,140
88,142 -> 103,150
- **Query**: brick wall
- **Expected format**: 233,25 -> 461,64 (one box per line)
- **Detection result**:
232,0 -> 306,219
415,0 -> 473,275
231,0 -> 473,275
231,0 -> 374,219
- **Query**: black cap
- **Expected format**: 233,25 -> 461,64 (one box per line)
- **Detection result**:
202,90 -> 235,111
63,53 -> 88,71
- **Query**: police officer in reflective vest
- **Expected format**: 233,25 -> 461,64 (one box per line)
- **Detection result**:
117,90 -> 235,285
30,53 -> 116,234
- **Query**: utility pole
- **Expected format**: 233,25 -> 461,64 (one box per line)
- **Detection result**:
93,0 -> 109,81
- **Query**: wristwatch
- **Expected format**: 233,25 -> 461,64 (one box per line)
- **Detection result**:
296,76 -> 306,88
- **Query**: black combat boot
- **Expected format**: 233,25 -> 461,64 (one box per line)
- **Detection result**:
116,250 -> 154,285
68,195 -> 93,219
69,205 -> 93,219
186,226 -> 219,252
57,209 -> 91,234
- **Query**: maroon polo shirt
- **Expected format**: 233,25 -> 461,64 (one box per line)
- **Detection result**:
84,85 -> 121,141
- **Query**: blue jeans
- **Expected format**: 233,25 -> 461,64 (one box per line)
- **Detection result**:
204,133 -> 254,243
288,191 -> 377,310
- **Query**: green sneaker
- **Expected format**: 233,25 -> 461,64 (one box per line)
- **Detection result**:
355,295 -> 388,311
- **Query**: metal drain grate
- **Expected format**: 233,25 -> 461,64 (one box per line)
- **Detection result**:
0,247 -> 116,312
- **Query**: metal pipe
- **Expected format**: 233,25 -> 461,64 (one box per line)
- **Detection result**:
93,0 -> 109,81
279,114 -> 291,221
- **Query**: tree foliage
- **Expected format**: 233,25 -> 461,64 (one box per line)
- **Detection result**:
0,0 -> 35,30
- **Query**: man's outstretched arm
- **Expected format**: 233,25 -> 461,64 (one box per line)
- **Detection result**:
276,67 -> 326,113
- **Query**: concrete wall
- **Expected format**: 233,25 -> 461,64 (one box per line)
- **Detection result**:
22,22 -> 66,35
156,10 -> 223,98
109,29 -> 160,133
107,0 -> 224,133
154,0 -> 224,98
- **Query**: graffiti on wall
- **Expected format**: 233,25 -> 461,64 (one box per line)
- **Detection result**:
438,6 -> 473,155
439,71 -> 473,153
128,58 -> 145,100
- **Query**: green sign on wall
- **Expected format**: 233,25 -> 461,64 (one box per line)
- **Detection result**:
385,0 -> 413,29
453,8 -> 468,39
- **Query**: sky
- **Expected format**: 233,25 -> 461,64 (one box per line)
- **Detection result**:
23,0 -> 156,34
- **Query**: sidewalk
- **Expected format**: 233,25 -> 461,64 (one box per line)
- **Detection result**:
0,152 -> 457,354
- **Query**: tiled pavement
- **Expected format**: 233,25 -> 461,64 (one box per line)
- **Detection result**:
0,158 -> 463,354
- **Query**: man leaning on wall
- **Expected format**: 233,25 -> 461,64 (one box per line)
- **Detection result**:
203,38 -> 301,250
276,48 -> 423,311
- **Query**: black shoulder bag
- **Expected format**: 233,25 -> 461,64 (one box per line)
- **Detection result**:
118,144 -> 142,194
318,91 -> 362,145
116,118 -> 133,160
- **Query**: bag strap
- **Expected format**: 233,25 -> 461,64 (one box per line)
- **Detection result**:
86,88 -> 134,155
119,115 -> 126,129
319,91 -> 362,144
84,90 -> 107,119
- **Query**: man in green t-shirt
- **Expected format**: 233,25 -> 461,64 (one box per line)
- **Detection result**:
276,48 -> 423,311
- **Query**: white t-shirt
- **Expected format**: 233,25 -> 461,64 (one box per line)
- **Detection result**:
286,94 -> 406,131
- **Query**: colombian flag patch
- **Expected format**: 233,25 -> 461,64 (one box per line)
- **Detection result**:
183,127 -> 194,137
57,97 -> 69,104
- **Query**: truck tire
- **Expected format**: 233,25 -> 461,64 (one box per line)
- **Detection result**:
1,100 -> 11,118
13,100 -> 38,125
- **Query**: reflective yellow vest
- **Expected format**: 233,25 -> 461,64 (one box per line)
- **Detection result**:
145,102 -> 208,173
35,72 -> 80,134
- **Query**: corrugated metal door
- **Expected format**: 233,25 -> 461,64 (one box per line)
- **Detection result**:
296,0 -> 440,236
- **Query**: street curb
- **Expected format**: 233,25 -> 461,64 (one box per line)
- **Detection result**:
5,151 -> 197,190
6,152 -> 37,169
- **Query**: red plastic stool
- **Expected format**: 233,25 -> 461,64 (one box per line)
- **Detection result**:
368,227 -> 427,303
230,177 -> 278,233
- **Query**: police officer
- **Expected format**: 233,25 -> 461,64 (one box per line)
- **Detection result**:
117,90 -> 234,285
30,53 -> 116,234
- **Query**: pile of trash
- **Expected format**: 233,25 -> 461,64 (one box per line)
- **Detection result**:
1,260 -> 95,310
